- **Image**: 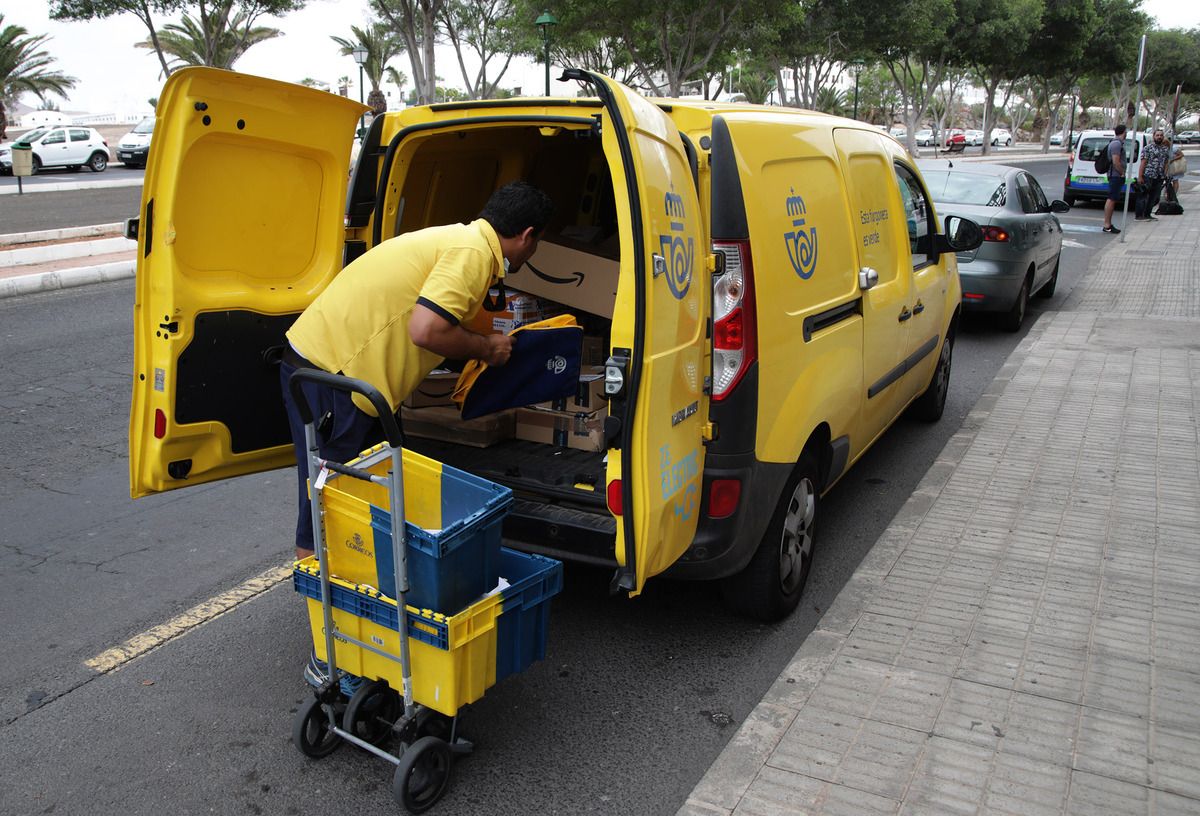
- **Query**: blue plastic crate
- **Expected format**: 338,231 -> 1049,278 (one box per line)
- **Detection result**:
495,549 -> 564,682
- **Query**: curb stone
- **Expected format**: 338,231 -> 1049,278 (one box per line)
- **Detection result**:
0,260 -> 134,300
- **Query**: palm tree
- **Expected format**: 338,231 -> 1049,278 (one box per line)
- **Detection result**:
137,0 -> 282,74
815,87 -> 848,117
332,23 -> 405,114
0,15 -> 77,140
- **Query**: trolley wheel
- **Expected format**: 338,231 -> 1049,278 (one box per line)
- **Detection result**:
393,736 -> 452,813
292,696 -> 342,758
343,679 -> 400,746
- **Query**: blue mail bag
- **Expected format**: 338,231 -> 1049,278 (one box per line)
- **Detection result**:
453,315 -> 584,420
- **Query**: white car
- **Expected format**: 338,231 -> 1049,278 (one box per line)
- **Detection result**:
116,116 -> 155,168
0,126 -> 110,174
990,128 -> 1013,147
965,129 -> 984,146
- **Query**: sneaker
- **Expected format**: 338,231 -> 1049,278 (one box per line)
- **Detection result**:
1134,216 -> 1149,221
304,649 -> 364,697
1102,225 -> 1121,234
1148,215 -> 1159,221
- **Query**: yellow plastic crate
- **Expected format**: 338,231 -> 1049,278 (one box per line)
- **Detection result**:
296,558 -> 499,717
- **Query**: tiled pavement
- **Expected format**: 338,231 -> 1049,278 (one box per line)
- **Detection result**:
681,188 -> 1200,816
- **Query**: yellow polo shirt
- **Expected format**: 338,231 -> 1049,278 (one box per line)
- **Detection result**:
287,219 -> 504,415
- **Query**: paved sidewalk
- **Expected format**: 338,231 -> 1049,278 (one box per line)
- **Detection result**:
682,189 -> 1200,815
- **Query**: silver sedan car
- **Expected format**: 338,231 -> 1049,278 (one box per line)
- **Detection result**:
917,160 -> 1069,331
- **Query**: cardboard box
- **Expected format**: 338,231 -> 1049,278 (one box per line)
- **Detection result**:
581,335 -> 607,367
506,240 -> 619,319
403,406 -> 516,448
403,370 -> 460,409
515,406 -> 605,452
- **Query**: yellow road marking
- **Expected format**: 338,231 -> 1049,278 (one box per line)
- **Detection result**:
84,565 -> 291,673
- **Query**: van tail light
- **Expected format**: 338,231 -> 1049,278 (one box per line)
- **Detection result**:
154,408 -> 167,439
707,478 -> 742,519
981,226 -> 1009,242
711,240 -> 757,400
607,479 -> 623,516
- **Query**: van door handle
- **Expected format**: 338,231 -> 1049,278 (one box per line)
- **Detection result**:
858,267 -> 878,290
912,301 -> 925,315
898,307 -> 912,322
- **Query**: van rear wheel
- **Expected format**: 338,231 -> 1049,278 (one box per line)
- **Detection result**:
721,452 -> 819,622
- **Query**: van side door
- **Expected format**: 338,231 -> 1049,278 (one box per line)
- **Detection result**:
565,69 -> 709,597
129,67 -> 366,498
833,128 -> 913,449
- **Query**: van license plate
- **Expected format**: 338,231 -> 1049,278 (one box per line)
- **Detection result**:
1075,175 -> 1102,185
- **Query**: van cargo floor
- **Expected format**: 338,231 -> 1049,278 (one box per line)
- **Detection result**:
403,437 -> 607,508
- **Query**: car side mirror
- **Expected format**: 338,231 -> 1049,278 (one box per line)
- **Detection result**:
1050,199 -> 1071,213
936,215 -> 983,254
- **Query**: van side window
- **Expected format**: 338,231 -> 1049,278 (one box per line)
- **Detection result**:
893,164 -> 930,268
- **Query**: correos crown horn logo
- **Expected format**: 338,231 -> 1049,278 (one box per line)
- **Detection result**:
660,189 -> 694,300
785,188 -> 819,279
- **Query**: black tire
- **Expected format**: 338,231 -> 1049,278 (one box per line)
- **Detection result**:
911,330 -> 953,422
88,152 -> 108,172
31,155 -> 41,175
343,679 -> 400,746
721,452 -> 819,622
1037,258 -> 1059,299
1001,275 -> 1029,332
292,696 -> 342,759
393,736 -> 453,813
1064,194 -> 1077,207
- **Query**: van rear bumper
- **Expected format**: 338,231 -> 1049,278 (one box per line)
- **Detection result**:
665,453 -> 791,581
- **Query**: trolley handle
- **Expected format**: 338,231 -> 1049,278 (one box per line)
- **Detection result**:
287,368 -> 403,449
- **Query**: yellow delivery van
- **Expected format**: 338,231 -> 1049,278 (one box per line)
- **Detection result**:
128,68 -> 980,621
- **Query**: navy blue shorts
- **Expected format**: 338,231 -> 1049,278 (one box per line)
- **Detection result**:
280,359 -> 382,553
1107,175 -> 1124,201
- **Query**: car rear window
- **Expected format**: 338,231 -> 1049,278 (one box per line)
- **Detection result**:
1080,136 -> 1139,164
924,172 -> 1007,207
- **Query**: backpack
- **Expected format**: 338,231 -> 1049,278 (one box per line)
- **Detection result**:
1094,146 -> 1111,175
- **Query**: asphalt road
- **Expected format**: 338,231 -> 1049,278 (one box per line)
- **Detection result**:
0,185 -> 142,233
0,158 -> 1112,814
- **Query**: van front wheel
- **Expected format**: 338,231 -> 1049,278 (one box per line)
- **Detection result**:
911,331 -> 953,422
721,453 -> 819,622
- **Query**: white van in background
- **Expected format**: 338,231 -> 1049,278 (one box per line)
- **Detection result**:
1063,128 -> 1149,206
116,116 -> 155,168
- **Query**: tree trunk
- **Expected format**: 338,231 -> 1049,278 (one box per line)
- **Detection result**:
980,75 -> 1001,157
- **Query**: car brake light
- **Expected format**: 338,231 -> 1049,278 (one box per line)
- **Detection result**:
607,479 -> 622,516
154,408 -> 167,438
711,240 -> 757,400
981,226 -> 1009,242
963,293 -> 985,301
707,479 -> 741,519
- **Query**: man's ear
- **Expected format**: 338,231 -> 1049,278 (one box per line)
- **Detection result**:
520,226 -> 537,246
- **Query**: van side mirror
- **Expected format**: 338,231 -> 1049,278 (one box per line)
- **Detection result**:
936,215 -> 983,254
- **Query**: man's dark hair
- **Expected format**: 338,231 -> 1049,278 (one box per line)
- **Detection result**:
1114,124 -> 1127,136
480,181 -> 555,238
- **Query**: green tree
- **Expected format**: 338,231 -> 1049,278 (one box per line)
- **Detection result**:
52,1 -> 305,79
1140,28 -> 1200,129
372,0 -> 445,105
765,0 -> 861,109
439,0 -> 522,99
0,14 -> 78,139
332,23 -> 405,112
138,0 -> 282,72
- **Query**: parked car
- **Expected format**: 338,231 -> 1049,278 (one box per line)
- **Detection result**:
919,160 -> 1069,331
1174,131 -> 1198,144
889,126 -> 907,140
964,129 -> 984,146
990,128 -> 1013,146
0,126 -> 109,174
943,129 -> 966,147
914,128 -> 935,146
131,67 -> 982,624
116,116 -> 155,168
1050,131 -> 1064,145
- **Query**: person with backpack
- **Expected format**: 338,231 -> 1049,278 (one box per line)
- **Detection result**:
1101,124 -> 1127,234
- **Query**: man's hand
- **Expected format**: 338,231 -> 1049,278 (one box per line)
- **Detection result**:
482,333 -> 513,366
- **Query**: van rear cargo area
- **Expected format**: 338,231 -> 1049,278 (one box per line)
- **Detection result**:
404,435 -> 617,565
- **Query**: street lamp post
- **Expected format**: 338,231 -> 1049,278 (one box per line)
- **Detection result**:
351,44 -> 368,136
852,60 -> 864,121
535,10 -> 558,97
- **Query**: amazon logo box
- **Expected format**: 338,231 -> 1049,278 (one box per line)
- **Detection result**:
508,240 -> 619,320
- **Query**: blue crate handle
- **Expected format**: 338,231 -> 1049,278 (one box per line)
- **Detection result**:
287,368 -> 403,448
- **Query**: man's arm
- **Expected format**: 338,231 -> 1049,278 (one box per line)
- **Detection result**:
410,303 -> 512,366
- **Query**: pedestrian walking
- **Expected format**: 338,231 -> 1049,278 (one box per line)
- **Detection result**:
1102,124 -> 1126,234
1135,128 -> 1171,221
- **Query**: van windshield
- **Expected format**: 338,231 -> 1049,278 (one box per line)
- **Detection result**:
133,118 -> 155,134
924,172 -> 1007,207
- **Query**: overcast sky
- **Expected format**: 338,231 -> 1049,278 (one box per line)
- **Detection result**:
4,0 -> 1200,118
